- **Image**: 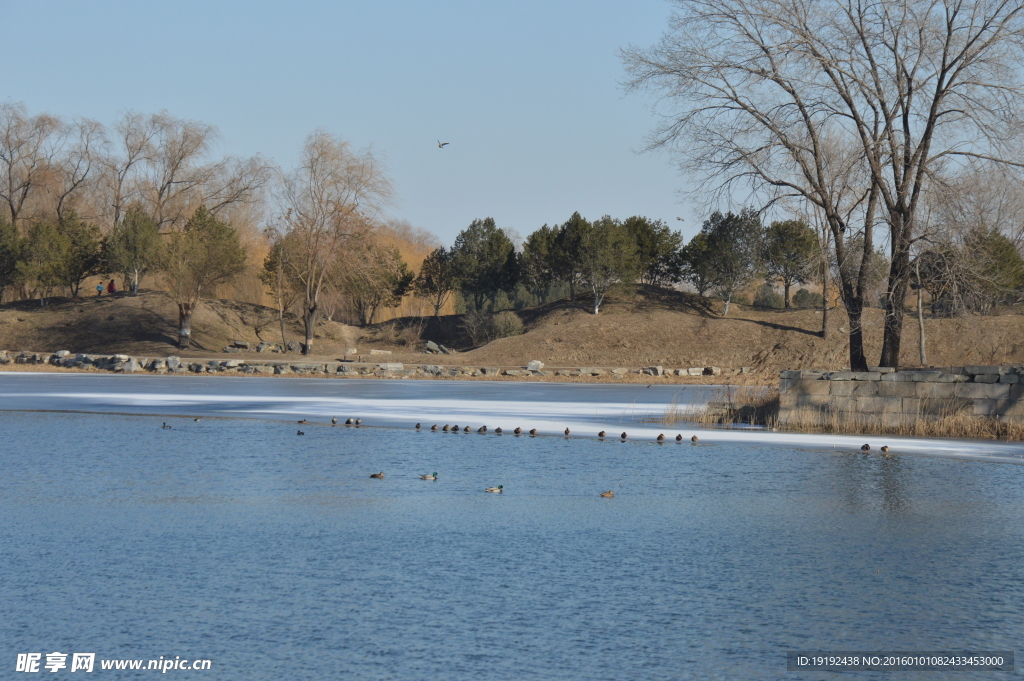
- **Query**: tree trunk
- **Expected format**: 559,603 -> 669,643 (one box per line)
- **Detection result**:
820,260 -> 830,339
723,294 -> 731,317
879,244 -> 911,368
784,281 -> 791,309
846,297 -> 868,371
303,305 -> 317,355
131,269 -> 140,295
177,302 -> 194,350
916,261 -> 926,366
880,225 -> 913,368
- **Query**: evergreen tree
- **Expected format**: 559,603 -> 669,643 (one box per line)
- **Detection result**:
104,206 -> 163,294
578,216 -> 640,314
162,206 -> 246,349
0,216 -> 22,301
450,218 -> 519,310
763,219 -> 818,308
699,209 -> 764,316
623,215 -> 683,286
55,210 -> 103,297
414,246 -> 458,318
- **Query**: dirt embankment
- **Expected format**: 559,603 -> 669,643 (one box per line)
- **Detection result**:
2,287 -> 1023,378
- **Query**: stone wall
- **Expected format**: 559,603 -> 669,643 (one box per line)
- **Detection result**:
779,365 -> 1024,425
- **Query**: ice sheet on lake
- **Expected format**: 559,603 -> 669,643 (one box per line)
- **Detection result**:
1,371 -> 1022,464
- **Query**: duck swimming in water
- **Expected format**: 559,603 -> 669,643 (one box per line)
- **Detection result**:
420,472 -> 438,480
431,424 -> 439,431
297,430 -> 304,436
564,427 -> 571,437
370,472 -> 385,479
485,485 -> 503,493
494,427 -> 503,435
675,434 -> 683,442
600,490 -> 615,498
620,432 -> 627,440
861,444 -> 871,451
513,427 -> 522,435
442,425 -> 451,432
691,435 -> 698,443
345,418 -> 354,426
529,428 -> 538,436
478,426 -> 487,433
162,422 -> 171,429
415,423 -> 421,430
598,431 -> 606,438
656,434 -> 665,442
463,425 -> 471,433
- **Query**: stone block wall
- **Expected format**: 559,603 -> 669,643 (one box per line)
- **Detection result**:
779,366 -> 1024,424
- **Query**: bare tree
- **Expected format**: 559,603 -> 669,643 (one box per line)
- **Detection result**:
50,118 -> 106,222
625,0 -> 1024,370
0,103 -> 63,228
277,131 -> 393,355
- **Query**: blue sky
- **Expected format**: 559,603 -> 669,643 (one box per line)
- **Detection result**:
5,0 -> 698,245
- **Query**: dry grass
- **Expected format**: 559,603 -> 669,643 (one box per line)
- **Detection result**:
666,386 -> 1024,441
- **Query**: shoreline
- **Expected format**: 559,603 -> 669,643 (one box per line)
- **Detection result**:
0,349 -> 770,386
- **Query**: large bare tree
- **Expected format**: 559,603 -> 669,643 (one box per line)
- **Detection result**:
625,0 -> 1024,370
276,131 -> 393,355
0,103 -> 63,228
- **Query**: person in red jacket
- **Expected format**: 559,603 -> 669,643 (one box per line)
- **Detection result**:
107,279 -> 116,294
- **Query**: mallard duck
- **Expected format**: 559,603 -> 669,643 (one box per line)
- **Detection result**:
355,418 -> 362,426
298,419 -> 307,424
370,472 -> 385,479
691,435 -> 698,443
600,490 -> 615,498
431,424 -> 439,431
415,423 -> 421,430
514,427 -> 522,435
194,418 -> 201,422
675,434 -> 683,442
331,417 -> 338,425
880,445 -> 890,453
485,485 -> 503,493
620,432 -> 627,440
861,444 -> 871,451
162,422 -> 171,429
529,428 -> 538,436
463,425 -> 471,433
495,427 -> 503,434
442,424 -> 450,432
656,433 -> 665,442
451,424 -> 459,432
297,430 -> 304,435
598,431 -> 606,438
345,418 -> 354,425
564,427 -> 571,437
477,425 -> 487,433
420,472 -> 438,480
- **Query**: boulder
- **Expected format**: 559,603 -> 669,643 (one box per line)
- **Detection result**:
643,366 -> 664,377
422,365 -> 443,376
425,340 -> 441,353
166,356 -> 181,370
256,342 -> 274,353
526,360 -> 545,371
223,346 -> 242,353
123,358 -> 142,373
370,349 -> 392,356
687,367 -> 704,376
481,367 -> 501,375
378,363 -> 404,372
438,344 -> 452,355
504,369 -> 526,376
286,340 -> 303,353
274,364 -> 292,375
224,360 -> 243,368
232,341 -> 251,349
55,350 -> 71,359
189,363 -> 206,373
345,347 -> 357,355
703,366 -> 722,376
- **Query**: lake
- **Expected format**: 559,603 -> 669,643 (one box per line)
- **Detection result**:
1,373 -> 1022,679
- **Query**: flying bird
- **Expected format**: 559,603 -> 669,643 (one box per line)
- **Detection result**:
438,140 -> 449,148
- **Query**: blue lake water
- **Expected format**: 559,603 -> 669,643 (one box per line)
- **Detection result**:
1,373 -> 1023,679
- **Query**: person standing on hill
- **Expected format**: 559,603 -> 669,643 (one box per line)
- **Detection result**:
96,283 -> 103,296
107,279 -> 116,294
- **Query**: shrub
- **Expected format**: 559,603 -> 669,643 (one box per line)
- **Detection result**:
753,283 -> 785,308
793,288 -> 824,308
492,311 -> 524,338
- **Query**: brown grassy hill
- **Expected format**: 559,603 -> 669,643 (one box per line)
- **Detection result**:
2,286 -> 1023,376
0,291 -> 356,357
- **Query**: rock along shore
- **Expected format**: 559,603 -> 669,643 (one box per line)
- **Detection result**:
0,349 -> 757,381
